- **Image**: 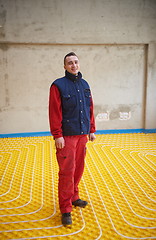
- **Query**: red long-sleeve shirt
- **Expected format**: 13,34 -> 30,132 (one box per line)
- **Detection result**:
49,84 -> 96,138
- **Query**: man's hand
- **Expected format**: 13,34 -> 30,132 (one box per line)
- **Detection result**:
55,137 -> 65,149
89,133 -> 96,142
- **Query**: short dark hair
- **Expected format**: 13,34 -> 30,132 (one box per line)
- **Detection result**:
64,52 -> 78,65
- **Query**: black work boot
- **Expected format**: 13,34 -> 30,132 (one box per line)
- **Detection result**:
72,199 -> 88,208
62,212 -> 72,226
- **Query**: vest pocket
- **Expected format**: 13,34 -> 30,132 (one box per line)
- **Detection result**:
62,119 -> 79,135
62,94 -> 76,108
84,89 -> 91,106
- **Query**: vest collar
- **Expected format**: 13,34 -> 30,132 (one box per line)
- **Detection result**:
65,70 -> 82,82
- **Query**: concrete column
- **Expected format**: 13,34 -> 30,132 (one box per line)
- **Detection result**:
145,43 -> 156,129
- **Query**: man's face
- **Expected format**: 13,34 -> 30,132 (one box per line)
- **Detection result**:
64,55 -> 80,75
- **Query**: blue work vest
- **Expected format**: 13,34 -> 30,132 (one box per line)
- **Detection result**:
53,71 -> 91,136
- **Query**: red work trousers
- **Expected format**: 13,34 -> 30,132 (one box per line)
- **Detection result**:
56,135 -> 88,214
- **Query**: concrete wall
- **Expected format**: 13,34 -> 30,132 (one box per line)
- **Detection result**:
0,0 -> 156,134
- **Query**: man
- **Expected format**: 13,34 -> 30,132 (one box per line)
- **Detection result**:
49,52 -> 96,226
